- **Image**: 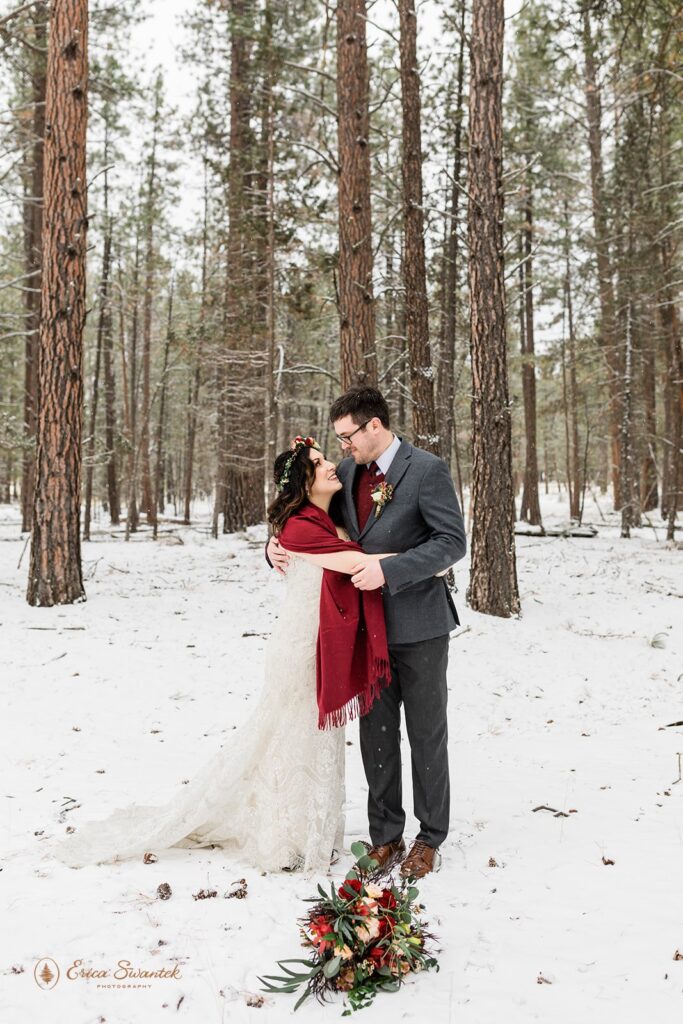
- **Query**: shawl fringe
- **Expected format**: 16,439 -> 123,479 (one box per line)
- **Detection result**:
318,655 -> 391,731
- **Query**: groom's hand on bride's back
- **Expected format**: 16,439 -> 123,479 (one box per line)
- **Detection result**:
266,535 -> 290,576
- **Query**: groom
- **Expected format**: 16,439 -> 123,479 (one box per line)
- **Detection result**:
267,386 -> 466,879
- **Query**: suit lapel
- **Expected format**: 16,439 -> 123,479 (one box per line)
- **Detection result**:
342,459 -> 360,537
382,438 -> 412,491
358,438 -> 412,541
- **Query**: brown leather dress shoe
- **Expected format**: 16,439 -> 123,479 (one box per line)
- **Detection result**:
399,839 -> 441,880
360,837 -> 406,870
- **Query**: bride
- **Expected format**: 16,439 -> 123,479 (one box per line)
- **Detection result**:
48,436 -> 393,875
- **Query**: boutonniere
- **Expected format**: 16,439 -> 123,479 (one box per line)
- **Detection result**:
370,480 -> 394,519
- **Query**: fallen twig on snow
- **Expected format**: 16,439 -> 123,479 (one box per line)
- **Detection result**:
532,805 -> 578,818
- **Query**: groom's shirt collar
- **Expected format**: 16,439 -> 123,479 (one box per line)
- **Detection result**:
369,433 -> 401,476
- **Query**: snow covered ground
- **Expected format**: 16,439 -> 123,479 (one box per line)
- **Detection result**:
1,493 -> 681,1024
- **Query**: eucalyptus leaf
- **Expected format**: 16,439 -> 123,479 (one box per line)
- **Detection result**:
355,854 -> 374,871
293,986 -> 313,1011
379,979 -> 401,992
258,978 -> 300,992
278,958 -> 320,967
260,973 -> 305,985
323,954 -> 342,979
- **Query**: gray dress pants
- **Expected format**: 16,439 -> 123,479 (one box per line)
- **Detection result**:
358,633 -> 450,848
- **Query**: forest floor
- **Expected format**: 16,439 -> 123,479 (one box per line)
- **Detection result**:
1,492 -> 682,1024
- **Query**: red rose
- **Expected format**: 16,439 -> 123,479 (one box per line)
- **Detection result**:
369,944 -> 387,964
339,878 -> 362,900
378,915 -> 395,936
378,889 -> 397,910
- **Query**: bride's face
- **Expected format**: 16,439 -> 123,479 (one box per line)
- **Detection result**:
308,449 -> 343,500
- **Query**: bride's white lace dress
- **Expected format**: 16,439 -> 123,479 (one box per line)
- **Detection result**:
48,557 -> 346,874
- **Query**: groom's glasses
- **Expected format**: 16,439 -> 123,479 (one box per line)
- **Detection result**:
335,420 -> 370,445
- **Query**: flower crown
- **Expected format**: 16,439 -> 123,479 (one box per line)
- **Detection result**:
274,435 -> 321,493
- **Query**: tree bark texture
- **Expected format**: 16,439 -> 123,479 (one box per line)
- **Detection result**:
183,164 -> 208,525
336,0 -> 377,389
563,211 -> 581,520
639,336 -> 658,512
398,0 -> 439,454
102,226 -> 119,524
21,4 -> 47,532
153,284 -> 173,539
437,1 -> 466,474
125,209 -> 142,538
82,229 -> 104,542
140,78 -> 162,524
467,0 -> 520,617
27,0 -> 87,606
218,0 -> 262,532
518,169 -> 541,525
582,10 -> 622,508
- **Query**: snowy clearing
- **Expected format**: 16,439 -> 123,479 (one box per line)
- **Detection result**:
1,495 -> 682,1024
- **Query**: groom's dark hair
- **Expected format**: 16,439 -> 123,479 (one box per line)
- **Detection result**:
329,386 -> 390,428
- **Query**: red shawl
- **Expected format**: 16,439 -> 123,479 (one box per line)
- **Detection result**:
278,502 -> 391,730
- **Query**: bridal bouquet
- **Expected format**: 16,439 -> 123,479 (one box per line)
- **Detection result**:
259,842 -> 439,1013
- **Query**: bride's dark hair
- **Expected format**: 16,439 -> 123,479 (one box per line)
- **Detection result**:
267,445 -> 317,534
267,443 -> 345,535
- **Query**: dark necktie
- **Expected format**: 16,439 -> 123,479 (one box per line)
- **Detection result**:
353,460 -> 385,531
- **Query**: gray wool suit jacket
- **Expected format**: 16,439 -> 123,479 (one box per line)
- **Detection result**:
336,438 -> 467,646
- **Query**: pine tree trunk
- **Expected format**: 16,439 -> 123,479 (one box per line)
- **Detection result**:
153,285 -> 173,540
102,225 -> 119,525
654,78 -> 683,527
336,0 -> 377,389
27,0 -> 88,607
21,5 -> 47,533
398,0 -> 438,454
214,0 -> 262,534
438,4 -> 466,472
582,10 -> 622,509
639,333 -> 658,512
660,258 -> 682,533
125,204 -> 142,539
212,362 -> 228,539
183,164 -> 208,526
563,209 -> 581,520
82,235 -> 105,542
467,0 -> 520,618
262,0 -> 277,510
614,159 -> 641,536
140,79 -> 162,524
518,168 -> 541,525
252,0 -> 277,511
620,296 -> 635,538
116,260 -> 130,453
83,194 -> 114,540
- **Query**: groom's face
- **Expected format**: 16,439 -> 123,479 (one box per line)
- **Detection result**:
332,414 -> 382,465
